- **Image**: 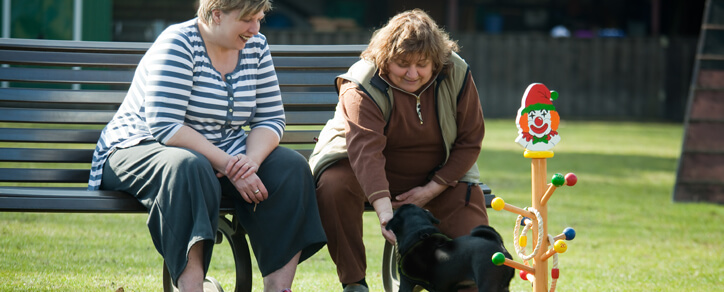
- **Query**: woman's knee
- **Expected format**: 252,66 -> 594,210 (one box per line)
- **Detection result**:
316,160 -> 364,202
264,146 -> 308,169
162,148 -> 212,172
160,148 -> 220,195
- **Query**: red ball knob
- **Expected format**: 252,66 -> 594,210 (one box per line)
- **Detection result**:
519,270 -> 529,281
565,173 -> 578,186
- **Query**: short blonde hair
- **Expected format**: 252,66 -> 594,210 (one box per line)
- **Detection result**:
197,0 -> 272,24
361,9 -> 459,74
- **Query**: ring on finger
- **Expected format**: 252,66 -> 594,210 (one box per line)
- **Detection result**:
253,189 -> 260,194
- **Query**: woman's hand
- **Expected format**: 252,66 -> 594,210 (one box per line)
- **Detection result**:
372,197 -> 397,244
231,172 -> 268,204
379,211 -> 397,244
391,181 -> 447,208
220,154 -> 259,181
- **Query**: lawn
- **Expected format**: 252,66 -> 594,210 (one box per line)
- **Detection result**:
1,119 -> 722,291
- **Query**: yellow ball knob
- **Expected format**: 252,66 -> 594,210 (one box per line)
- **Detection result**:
491,197 -> 505,211
519,235 -> 528,248
553,240 -> 568,253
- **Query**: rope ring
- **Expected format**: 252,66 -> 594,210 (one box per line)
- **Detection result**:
512,207 -> 544,261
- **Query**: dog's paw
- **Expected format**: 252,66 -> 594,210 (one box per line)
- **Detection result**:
435,249 -> 451,262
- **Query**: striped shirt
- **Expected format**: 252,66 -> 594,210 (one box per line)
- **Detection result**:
88,19 -> 285,190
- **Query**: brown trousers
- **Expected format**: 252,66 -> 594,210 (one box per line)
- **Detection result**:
316,159 -> 489,285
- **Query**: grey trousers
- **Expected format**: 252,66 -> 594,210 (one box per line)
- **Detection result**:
102,141 -> 326,285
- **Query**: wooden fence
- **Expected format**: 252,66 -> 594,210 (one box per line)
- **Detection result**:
264,31 -> 697,121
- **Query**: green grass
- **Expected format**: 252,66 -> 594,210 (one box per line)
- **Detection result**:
1,119 -> 723,291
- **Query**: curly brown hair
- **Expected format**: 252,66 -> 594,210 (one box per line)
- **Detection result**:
361,9 -> 459,74
197,0 -> 272,25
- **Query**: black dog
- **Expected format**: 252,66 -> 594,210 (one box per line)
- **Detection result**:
386,204 -> 514,292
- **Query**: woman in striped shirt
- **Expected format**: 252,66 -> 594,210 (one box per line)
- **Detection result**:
88,1 -> 326,291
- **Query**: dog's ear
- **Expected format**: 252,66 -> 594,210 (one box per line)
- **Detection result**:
424,209 -> 440,224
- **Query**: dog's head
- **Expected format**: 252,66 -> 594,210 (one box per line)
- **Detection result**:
386,204 -> 442,252
386,204 -> 439,233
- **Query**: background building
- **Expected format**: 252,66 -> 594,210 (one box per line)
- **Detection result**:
1,0 -> 702,42
0,0 -> 706,121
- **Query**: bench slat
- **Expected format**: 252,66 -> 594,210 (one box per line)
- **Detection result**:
0,186 -> 491,213
0,88 -> 338,107
0,168 -> 90,183
276,71 -> 343,87
0,188 -> 147,212
0,39 -> 366,55
0,67 -> 343,87
0,38 -> 150,53
270,44 -> 367,56
0,128 -> 101,143
285,111 -> 334,125
0,88 -> 126,104
0,187 -> 237,213
0,128 -> 320,144
0,148 -> 91,163
0,108 -> 332,124
280,131 -> 320,144
0,148 -> 315,165
280,92 -> 338,106
0,108 -> 115,124
272,56 -> 358,69
0,49 -> 142,67
0,50 -> 358,70
0,66 -> 133,85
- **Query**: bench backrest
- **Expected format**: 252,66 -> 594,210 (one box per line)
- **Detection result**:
0,38 -> 364,187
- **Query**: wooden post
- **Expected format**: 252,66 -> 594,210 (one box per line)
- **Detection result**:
526,151 -> 552,292
532,158 -> 547,292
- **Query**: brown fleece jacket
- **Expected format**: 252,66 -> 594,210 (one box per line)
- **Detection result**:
339,72 -> 485,203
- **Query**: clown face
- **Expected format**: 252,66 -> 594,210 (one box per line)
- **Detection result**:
515,83 -> 562,151
527,109 -> 553,138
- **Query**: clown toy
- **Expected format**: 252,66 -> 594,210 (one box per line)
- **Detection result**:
515,83 -> 561,152
489,83 -> 578,292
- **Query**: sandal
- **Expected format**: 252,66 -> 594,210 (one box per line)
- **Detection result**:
203,276 -> 224,292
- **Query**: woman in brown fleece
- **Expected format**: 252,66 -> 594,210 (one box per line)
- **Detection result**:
309,9 -> 488,292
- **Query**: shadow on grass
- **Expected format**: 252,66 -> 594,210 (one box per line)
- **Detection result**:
477,148 -> 680,216
479,149 -> 678,180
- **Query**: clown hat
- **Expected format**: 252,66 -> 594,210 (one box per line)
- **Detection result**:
520,83 -> 558,114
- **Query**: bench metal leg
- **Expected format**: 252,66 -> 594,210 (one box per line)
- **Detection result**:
381,241 -> 400,292
162,215 -> 253,292
217,215 -> 253,292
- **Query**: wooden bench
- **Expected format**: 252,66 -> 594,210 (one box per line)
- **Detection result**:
0,38 -> 494,292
